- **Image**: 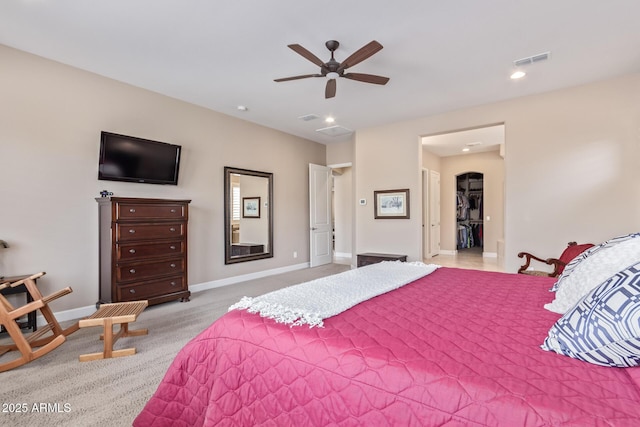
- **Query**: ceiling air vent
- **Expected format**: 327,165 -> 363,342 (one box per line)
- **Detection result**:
513,51 -> 551,67
298,113 -> 320,122
316,125 -> 353,137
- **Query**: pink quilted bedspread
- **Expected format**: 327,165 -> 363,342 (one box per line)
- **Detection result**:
134,268 -> 640,426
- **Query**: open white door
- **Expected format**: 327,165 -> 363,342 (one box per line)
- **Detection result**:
309,164 -> 333,267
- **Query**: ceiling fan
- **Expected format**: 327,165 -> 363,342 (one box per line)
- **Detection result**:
274,40 -> 390,99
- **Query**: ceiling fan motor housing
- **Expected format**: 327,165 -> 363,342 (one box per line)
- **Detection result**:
325,40 -> 340,51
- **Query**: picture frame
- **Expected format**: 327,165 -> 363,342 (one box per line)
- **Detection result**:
242,197 -> 261,218
374,189 -> 410,219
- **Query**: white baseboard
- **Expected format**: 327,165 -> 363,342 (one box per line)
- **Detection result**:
333,252 -> 352,258
40,305 -> 97,325
189,262 -> 310,293
39,262 -> 311,325
431,250 -> 497,258
437,250 -> 457,256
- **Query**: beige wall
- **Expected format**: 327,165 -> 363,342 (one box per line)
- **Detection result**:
440,151 -> 504,254
326,140 -> 354,166
356,73 -> 640,271
422,148 -> 441,173
0,45 -> 325,312
354,127 -> 423,260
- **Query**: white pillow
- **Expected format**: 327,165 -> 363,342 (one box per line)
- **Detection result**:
551,232 -> 640,292
542,261 -> 640,367
545,236 -> 640,314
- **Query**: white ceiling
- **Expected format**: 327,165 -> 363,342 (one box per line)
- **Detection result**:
422,124 -> 504,158
1,1 -> 639,146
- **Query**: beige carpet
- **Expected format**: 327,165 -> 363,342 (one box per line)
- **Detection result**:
0,263 -> 350,427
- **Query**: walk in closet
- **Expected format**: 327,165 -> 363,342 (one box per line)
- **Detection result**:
456,173 -> 483,250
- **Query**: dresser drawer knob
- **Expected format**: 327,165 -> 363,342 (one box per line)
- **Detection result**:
129,208 -> 136,213
129,289 -> 136,294
170,263 -> 176,268
169,245 -> 176,250
169,227 -> 176,232
170,209 -> 176,213
129,229 -> 136,234
170,281 -> 177,287
129,268 -> 136,274
129,249 -> 136,254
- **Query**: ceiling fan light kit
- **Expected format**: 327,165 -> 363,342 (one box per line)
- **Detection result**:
275,40 -> 389,99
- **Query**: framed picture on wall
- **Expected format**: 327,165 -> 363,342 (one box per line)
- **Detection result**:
374,189 -> 410,219
242,197 -> 261,218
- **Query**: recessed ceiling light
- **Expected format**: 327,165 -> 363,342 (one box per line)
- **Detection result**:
325,116 -> 335,123
510,70 -> 526,80
237,105 -> 248,112
462,147 -> 471,152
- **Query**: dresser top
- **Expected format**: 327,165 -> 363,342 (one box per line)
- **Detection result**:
357,252 -> 407,258
95,197 -> 191,204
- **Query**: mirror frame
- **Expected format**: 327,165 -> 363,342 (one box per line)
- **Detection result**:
224,166 -> 274,264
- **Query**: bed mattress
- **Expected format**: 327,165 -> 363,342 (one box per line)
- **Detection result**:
135,267 -> 640,426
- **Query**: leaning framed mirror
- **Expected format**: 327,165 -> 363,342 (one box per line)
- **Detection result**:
224,166 -> 274,264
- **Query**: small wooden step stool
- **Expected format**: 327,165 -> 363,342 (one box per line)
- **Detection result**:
78,300 -> 148,362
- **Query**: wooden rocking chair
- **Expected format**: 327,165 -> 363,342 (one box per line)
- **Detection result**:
0,272 -> 76,372
517,241 -> 594,278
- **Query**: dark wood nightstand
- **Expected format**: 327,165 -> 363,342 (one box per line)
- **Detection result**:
357,253 -> 407,267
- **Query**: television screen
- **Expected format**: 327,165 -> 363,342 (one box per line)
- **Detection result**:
98,131 -> 181,185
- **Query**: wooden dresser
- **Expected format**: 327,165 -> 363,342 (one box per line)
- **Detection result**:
96,197 -> 191,306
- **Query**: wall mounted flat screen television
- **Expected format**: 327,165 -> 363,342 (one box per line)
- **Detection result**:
98,131 -> 181,185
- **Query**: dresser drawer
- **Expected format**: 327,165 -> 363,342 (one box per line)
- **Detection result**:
117,276 -> 186,301
115,222 -> 185,242
116,258 -> 185,282
116,240 -> 185,261
115,203 -> 187,220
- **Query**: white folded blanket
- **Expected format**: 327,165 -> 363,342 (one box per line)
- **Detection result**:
229,261 -> 439,327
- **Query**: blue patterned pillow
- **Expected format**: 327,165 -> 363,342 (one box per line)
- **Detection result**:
550,232 -> 640,292
542,262 -> 640,367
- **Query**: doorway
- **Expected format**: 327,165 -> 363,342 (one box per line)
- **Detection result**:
331,164 -> 352,265
456,172 -> 484,260
421,123 -> 504,262
309,163 -> 353,267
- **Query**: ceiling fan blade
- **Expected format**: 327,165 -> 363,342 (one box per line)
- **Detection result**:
274,74 -> 321,82
288,44 -> 326,67
337,40 -> 383,72
342,72 -> 390,85
325,79 -> 337,99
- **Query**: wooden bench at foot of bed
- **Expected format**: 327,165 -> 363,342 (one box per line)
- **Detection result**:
78,300 -> 148,362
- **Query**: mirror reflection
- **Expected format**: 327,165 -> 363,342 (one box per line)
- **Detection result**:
224,167 -> 273,264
